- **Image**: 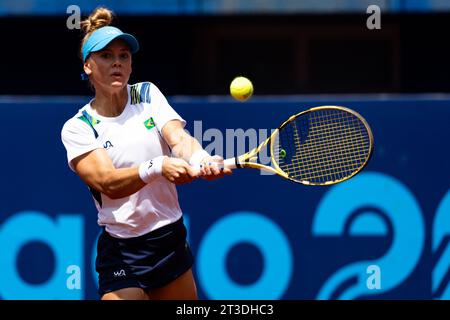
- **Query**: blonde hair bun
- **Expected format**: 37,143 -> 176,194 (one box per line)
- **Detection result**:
81,7 -> 114,36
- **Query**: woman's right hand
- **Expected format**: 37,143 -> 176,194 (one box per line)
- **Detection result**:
162,157 -> 199,185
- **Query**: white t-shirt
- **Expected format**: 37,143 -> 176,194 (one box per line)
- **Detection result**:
61,82 -> 185,238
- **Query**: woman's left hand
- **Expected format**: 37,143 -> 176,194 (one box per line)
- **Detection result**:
198,155 -> 232,181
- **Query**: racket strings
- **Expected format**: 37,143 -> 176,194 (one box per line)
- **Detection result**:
275,109 -> 371,184
296,115 -> 367,181
298,113 -> 368,182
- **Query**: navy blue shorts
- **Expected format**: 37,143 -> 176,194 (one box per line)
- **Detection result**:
95,217 -> 194,297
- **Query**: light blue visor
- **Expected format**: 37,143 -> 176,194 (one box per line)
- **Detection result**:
82,26 -> 139,62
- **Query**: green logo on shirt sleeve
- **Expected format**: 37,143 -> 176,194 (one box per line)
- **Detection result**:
144,117 -> 156,130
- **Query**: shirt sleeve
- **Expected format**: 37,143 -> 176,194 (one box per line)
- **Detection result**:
150,83 -> 186,133
61,117 -> 103,171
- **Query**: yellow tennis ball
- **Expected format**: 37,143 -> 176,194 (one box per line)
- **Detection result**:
230,76 -> 253,101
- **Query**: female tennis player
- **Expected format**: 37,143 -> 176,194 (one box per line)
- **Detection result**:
61,7 -> 231,300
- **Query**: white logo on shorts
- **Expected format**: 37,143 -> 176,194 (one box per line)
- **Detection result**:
113,269 -> 126,277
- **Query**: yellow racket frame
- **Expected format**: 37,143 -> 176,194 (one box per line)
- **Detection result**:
234,106 -> 374,185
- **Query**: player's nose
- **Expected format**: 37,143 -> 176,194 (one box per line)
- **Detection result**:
112,56 -> 122,67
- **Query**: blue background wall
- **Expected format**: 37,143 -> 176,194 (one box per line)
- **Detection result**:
2,0 -> 450,16
0,94 -> 449,299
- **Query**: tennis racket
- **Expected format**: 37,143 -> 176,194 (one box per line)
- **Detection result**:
198,106 -> 374,185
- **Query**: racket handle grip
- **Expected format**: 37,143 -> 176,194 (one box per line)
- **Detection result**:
223,158 -> 237,169
191,157 -> 237,173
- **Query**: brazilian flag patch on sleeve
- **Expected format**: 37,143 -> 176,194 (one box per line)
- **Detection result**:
144,117 -> 156,130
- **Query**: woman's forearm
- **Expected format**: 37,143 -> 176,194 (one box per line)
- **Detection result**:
98,166 -> 146,199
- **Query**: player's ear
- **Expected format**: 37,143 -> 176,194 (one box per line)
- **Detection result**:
83,61 -> 92,75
